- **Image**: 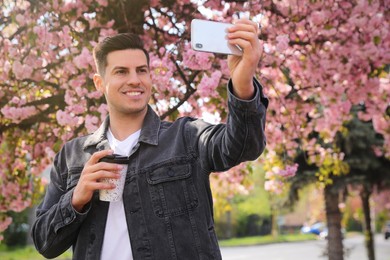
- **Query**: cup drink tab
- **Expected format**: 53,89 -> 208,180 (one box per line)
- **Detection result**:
98,154 -> 129,202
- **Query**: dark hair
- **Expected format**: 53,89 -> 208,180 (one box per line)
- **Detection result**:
93,33 -> 150,76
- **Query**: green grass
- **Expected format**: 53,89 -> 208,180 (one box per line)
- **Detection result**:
0,245 -> 72,260
219,233 -> 318,247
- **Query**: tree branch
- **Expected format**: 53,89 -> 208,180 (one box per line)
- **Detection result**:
0,94 -> 66,134
159,58 -> 200,119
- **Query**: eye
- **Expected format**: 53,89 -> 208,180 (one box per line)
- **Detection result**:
115,69 -> 127,75
137,67 -> 149,74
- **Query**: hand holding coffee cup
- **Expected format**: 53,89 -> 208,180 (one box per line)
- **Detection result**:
71,149 -> 123,212
98,154 -> 129,202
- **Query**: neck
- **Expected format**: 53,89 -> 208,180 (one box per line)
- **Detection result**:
109,109 -> 147,141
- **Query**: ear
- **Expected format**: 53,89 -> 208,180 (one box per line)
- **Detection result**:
93,73 -> 104,93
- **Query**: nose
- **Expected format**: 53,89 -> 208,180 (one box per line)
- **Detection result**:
126,71 -> 141,86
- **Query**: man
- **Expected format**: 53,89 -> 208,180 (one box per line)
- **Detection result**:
32,19 -> 268,259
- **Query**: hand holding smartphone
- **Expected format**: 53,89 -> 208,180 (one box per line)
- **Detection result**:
191,19 -> 243,56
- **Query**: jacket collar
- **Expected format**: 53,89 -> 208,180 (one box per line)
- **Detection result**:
83,105 -> 160,150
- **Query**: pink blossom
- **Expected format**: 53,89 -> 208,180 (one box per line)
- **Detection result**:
9,47 -> 19,58
99,28 -> 117,40
1,105 -> 37,122
33,26 -> 51,44
69,77 -> 86,89
11,96 -> 20,104
264,180 -> 283,194
338,202 -> 346,210
15,14 -> 26,26
73,47 -> 94,69
372,146 -> 383,157
88,19 -> 100,29
96,0 -> 108,7
64,90 -> 75,105
310,11 -> 327,26
276,35 -> 289,52
1,182 -> 20,197
0,217 -> 12,232
87,90 -> 103,99
41,177 -> 49,186
2,60 -> 11,76
45,147 -> 56,160
75,86 -> 88,97
56,110 -> 79,127
62,61 -> 78,75
150,0 -> 159,7
372,115 -> 388,134
68,104 -> 86,115
182,44 -> 213,70
218,59 -> 230,77
12,60 -> 33,79
197,71 -> 222,98
278,163 -> 298,178
9,197 -> 31,212
149,53 -> 175,93
97,104 -> 108,120
105,20 -> 115,28
85,115 -> 99,133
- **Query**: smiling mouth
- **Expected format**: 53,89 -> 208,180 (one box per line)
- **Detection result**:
122,91 -> 143,96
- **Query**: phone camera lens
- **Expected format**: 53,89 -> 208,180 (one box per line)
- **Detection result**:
195,43 -> 203,48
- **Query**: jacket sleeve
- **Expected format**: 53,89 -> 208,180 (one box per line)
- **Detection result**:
31,146 -> 91,259
192,78 -> 268,172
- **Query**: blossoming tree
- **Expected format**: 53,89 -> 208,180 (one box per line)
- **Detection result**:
0,0 -> 389,255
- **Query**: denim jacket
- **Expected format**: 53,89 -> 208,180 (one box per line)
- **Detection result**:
32,80 -> 268,259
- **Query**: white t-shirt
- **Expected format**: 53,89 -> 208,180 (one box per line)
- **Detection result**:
100,128 -> 141,260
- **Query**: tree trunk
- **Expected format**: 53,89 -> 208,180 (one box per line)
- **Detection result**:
324,185 -> 343,260
226,210 -> 232,239
360,185 -> 376,260
271,207 -> 278,238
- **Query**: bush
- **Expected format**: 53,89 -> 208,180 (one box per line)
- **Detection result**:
236,214 -> 272,237
345,216 -> 363,232
3,210 -> 29,247
375,210 -> 388,233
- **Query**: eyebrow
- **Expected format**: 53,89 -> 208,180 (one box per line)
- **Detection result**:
111,65 -> 149,72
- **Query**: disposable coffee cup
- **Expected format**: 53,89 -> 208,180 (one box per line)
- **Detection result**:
98,154 -> 129,202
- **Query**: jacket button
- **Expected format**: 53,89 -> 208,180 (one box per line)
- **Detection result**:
167,168 -> 174,177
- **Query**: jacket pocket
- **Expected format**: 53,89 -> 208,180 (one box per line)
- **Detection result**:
66,167 -> 83,191
147,164 -> 198,218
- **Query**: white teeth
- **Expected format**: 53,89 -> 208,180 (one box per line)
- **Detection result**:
124,92 -> 141,96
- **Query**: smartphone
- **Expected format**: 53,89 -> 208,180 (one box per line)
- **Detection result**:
191,19 -> 243,56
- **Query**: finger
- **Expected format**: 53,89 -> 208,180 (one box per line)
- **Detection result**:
85,181 -> 117,191
228,31 -> 259,46
86,149 -> 114,166
235,18 -> 258,28
228,37 -> 261,55
85,169 -> 122,182
76,170 -> 120,193
229,20 -> 258,34
86,161 -> 124,175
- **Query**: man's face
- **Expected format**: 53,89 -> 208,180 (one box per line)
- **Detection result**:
94,49 -> 152,118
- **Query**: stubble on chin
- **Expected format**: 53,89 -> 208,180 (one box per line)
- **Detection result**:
119,104 -> 148,117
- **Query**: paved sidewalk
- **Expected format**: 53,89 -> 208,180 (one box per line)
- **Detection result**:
221,234 -> 390,260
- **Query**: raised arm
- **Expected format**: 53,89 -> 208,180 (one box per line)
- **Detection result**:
227,19 -> 263,100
